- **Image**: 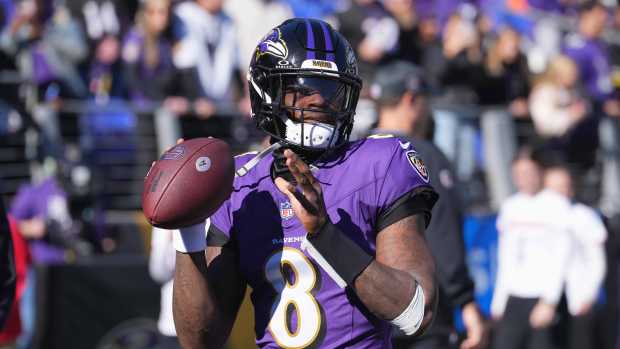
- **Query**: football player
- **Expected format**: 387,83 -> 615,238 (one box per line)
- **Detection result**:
172,18 -> 438,348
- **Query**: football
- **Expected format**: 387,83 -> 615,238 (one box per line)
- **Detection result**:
142,137 -> 235,229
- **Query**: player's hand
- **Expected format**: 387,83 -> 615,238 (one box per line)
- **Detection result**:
274,149 -> 327,235
529,301 -> 556,329
460,302 -> 488,349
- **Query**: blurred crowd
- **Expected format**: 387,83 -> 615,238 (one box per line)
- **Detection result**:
0,0 -> 620,348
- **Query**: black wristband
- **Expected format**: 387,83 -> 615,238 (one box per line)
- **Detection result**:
304,221 -> 374,287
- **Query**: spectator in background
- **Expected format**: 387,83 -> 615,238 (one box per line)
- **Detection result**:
79,0 -> 136,99
475,26 -> 530,118
610,6 -> 620,81
529,55 -> 587,140
527,53 -> 604,175
432,12 -> 482,183
149,227 -> 180,349
88,34 -> 126,99
0,0 -> 88,99
0,199 -> 15,332
370,61 -> 487,349
10,159 -> 77,265
224,0 -> 292,73
122,0 -> 203,109
335,0 -> 399,85
414,14 -> 443,95
123,0 -> 174,103
0,216 -> 30,348
335,0 -> 400,139
558,3 -> 620,183
172,0 -> 243,119
224,0 -> 293,117
543,165 -> 607,349
472,26 -> 531,209
491,150 -> 571,349
383,0 -> 423,65
9,157 -> 91,349
564,1 -> 619,117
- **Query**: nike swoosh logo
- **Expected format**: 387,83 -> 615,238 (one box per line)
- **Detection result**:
399,141 -> 411,150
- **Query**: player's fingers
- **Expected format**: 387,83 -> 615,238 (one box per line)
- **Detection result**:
176,138 -> 185,144
286,151 -> 321,194
275,177 -> 319,215
284,150 -> 319,195
285,150 -> 317,184
285,155 -> 316,196
274,177 -> 296,197
293,158 -> 322,195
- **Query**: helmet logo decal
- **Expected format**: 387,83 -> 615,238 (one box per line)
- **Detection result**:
256,28 -> 288,60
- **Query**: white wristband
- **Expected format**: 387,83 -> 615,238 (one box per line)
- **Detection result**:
390,283 -> 425,336
172,220 -> 210,253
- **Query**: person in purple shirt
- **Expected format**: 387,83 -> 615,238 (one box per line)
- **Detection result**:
122,0 -> 176,104
563,2 -> 616,110
169,18 -> 439,348
10,175 -> 72,264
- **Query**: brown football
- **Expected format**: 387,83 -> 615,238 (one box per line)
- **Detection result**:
142,137 -> 234,229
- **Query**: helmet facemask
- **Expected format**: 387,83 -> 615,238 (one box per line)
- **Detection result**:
249,67 -> 360,162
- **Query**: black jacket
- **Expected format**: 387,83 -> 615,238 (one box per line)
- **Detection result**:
412,139 -> 475,330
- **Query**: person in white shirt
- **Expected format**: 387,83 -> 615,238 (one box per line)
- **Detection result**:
543,165 -> 607,349
492,151 -> 572,349
172,0 -> 243,118
149,227 -> 180,348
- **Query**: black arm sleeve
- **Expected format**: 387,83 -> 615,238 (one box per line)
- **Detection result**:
0,199 -> 16,330
375,186 -> 438,232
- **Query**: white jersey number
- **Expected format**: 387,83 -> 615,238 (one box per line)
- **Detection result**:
265,247 -> 321,348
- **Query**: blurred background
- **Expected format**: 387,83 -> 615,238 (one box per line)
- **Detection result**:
0,0 -> 619,348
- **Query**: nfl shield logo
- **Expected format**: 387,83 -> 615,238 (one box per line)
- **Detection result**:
280,201 -> 294,220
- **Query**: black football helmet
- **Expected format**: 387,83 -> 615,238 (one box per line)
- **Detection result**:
248,18 -> 362,161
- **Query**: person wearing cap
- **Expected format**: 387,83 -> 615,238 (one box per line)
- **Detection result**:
369,61 -> 487,349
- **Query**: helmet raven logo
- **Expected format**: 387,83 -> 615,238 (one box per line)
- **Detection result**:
256,29 -> 288,60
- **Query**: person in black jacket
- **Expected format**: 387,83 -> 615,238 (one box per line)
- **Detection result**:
369,61 -> 487,349
0,196 -> 16,330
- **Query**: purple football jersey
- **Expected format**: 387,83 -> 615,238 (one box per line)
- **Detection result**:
210,136 -> 434,349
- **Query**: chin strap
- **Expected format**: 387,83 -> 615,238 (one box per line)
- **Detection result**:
235,142 -> 283,178
234,138 -> 329,182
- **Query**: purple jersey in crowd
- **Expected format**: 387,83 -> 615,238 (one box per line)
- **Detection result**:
10,177 -> 70,263
564,33 -> 614,103
209,136 -> 435,349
